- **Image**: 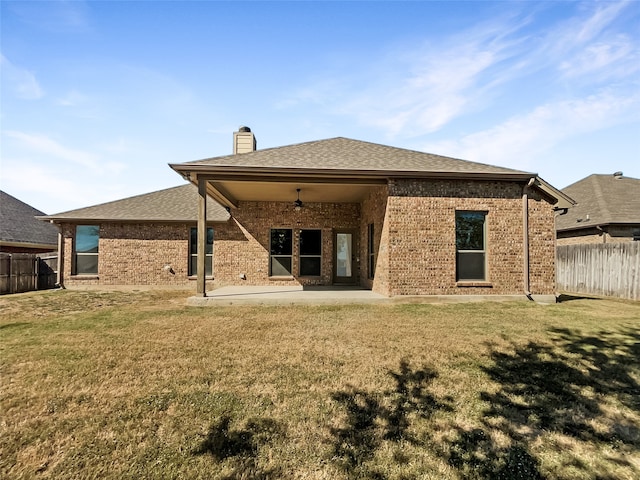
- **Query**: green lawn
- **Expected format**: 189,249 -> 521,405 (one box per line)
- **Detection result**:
1,290 -> 638,479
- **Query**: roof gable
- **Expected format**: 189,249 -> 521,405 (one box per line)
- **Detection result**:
556,174 -> 640,231
0,191 -> 59,246
41,184 -> 230,223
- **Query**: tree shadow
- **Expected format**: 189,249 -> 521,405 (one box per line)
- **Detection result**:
194,415 -> 284,479
441,326 -> 640,479
330,359 -> 452,478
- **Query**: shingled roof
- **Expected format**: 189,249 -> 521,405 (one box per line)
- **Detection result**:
0,191 -> 59,248
556,174 -> 640,232
176,137 -> 534,177
41,184 -> 230,223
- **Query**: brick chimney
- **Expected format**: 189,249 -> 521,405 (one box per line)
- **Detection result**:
233,126 -> 257,154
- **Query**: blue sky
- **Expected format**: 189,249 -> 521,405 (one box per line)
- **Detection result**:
1,0 -> 639,214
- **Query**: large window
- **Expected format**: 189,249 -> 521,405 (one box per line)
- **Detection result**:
455,211 -> 486,281
189,227 -> 214,276
74,225 -> 99,275
367,223 -> 375,278
299,229 -> 322,276
270,228 -> 293,276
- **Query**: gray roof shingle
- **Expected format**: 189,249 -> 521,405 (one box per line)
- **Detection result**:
0,191 -> 59,246
556,174 -> 640,231
178,137 -> 534,176
41,184 -> 230,223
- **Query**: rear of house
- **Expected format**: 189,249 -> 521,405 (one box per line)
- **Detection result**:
42,129 -> 572,302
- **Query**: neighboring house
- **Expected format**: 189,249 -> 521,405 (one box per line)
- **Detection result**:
0,190 -> 59,253
42,128 -> 573,301
556,173 -> 640,245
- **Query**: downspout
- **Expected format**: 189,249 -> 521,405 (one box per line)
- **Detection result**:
55,227 -> 64,289
197,176 -> 208,297
523,177 -> 535,299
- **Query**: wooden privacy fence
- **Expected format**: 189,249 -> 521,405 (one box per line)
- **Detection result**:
0,253 -> 58,295
557,243 -> 640,300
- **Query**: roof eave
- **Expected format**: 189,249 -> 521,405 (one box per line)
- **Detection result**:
38,217 -> 230,224
533,177 -> 576,209
170,163 -> 536,182
557,221 -> 640,233
0,240 -> 57,249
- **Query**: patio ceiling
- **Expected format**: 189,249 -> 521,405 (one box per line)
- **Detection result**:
203,178 -> 383,208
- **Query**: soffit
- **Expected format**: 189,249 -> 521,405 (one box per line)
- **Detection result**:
210,181 -> 376,204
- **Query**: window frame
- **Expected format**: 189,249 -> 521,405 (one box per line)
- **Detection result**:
189,227 -> 214,277
367,223 -> 375,279
73,225 -> 99,275
269,228 -> 293,277
455,211 -> 488,282
298,229 -> 322,277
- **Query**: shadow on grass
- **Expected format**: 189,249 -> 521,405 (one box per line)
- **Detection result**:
441,326 -> 640,479
556,293 -> 602,303
330,328 -> 640,479
330,360 -> 453,479
194,415 -> 284,479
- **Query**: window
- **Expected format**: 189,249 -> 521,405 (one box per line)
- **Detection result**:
189,227 -> 214,276
270,228 -> 293,276
455,211 -> 486,281
299,229 -> 322,276
74,225 -> 99,275
367,223 -> 375,278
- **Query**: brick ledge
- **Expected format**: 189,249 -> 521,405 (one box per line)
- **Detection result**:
456,281 -> 493,288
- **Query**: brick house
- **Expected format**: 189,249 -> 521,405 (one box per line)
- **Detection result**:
42,128 -> 573,301
556,172 -> 640,245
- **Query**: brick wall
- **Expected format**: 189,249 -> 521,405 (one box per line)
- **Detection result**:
216,201 -> 360,286
359,185 -> 390,295
58,180 -> 558,296
383,179 -> 556,296
61,223 -> 202,288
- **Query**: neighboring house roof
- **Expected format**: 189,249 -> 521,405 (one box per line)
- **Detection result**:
0,190 -> 59,248
41,184 -> 230,223
556,174 -> 640,232
176,137 -> 533,176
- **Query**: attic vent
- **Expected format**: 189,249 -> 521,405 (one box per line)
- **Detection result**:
613,171 -> 623,178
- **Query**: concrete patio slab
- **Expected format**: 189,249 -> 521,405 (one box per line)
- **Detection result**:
186,285 -> 546,306
187,285 -> 388,306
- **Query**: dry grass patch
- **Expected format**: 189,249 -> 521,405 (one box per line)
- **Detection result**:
1,290 -> 639,479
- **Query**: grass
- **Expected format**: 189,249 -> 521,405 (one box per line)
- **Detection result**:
1,290 -> 639,479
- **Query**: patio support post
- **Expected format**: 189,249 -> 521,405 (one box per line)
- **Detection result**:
197,176 -> 207,297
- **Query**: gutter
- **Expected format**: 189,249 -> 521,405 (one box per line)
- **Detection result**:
169,163 -> 537,183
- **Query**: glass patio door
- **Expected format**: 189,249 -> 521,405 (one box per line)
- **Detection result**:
333,230 -> 357,284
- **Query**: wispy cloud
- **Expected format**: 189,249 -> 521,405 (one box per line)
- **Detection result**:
279,1 -> 637,141
55,90 -> 88,107
0,54 -> 44,100
3,131 -> 100,170
0,160 -> 128,214
424,88 -> 640,171
573,0 -> 630,44
7,0 -> 91,33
